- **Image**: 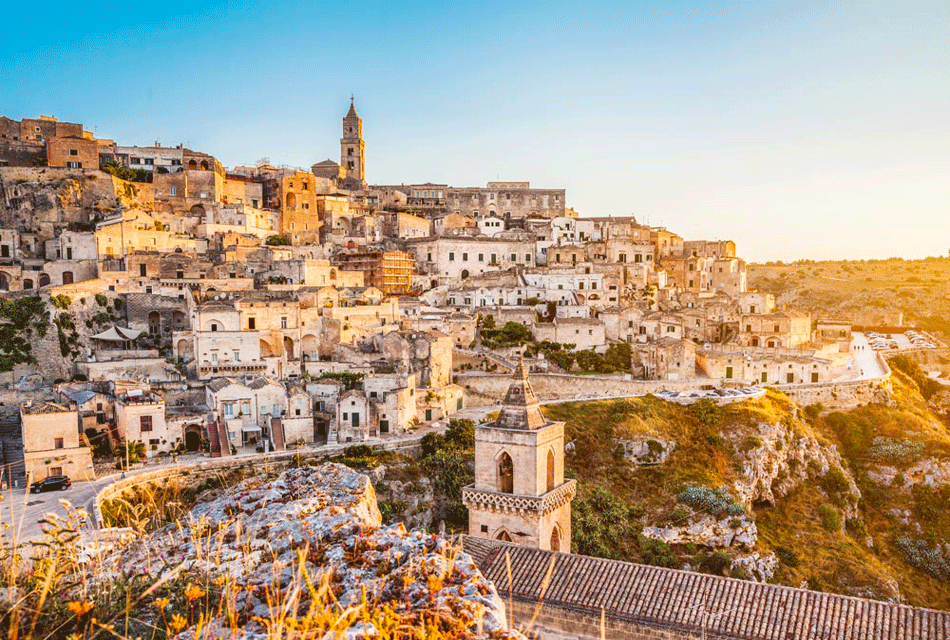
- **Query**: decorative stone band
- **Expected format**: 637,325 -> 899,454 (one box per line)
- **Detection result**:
462,480 -> 576,516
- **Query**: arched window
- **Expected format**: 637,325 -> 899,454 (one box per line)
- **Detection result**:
547,449 -> 555,492
496,529 -> 512,542
498,452 -> 513,494
188,159 -> 198,170
550,525 -> 561,552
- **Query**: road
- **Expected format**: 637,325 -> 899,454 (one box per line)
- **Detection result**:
848,332 -> 888,380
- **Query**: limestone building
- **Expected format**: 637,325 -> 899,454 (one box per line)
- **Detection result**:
463,360 -> 575,551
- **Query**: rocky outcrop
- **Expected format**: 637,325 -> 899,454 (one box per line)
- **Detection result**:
868,457 -> 950,489
618,437 -> 675,465
642,515 -> 757,550
102,463 -> 522,639
731,552 -> 778,582
728,420 -> 861,518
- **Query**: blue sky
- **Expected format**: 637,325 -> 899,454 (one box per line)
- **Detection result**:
2,1 -> 947,261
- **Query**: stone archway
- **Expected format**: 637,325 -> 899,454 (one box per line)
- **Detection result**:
496,529 -> 512,542
61,271 -> 74,285
39,273 -> 50,287
177,339 -> 191,360
550,525 -> 561,552
285,193 -> 296,210
461,269 -> 469,280
260,338 -> 276,358
184,425 -> 202,451
22,278 -> 33,290
0,272 -> 9,291
498,452 -> 513,494
283,336 -> 294,359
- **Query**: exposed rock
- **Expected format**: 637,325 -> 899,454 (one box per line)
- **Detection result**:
103,463 -> 522,639
618,437 -> 675,465
732,552 -> 778,582
642,515 -> 757,550
729,420 -> 861,518
867,457 -> 950,489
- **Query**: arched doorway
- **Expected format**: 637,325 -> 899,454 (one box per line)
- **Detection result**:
177,339 -> 191,360
0,273 -> 8,291
62,271 -> 74,285
190,204 -> 205,217
200,161 -> 209,170
283,336 -> 294,359
498,452 -> 513,493
22,278 -> 33,290
184,426 -> 202,451
550,525 -> 561,552
285,193 -> 296,210
547,449 -> 555,492
496,530 -> 512,542
461,269 -> 469,279
188,159 -> 198,170
39,273 -> 50,287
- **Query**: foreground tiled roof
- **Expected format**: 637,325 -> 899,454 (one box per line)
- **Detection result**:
462,538 -> 950,640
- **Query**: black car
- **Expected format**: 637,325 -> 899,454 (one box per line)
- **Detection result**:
30,475 -> 71,493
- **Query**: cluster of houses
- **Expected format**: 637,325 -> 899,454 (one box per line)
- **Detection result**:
0,104 -> 867,484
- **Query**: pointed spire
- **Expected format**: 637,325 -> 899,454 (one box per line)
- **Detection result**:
495,356 -> 547,430
346,96 -> 358,118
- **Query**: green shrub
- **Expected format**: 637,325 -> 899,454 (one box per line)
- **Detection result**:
818,504 -> 842,532
690,399 -> 720,428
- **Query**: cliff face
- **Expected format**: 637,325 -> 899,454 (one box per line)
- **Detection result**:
0,167 -> 134,237
100,463 -> 522,639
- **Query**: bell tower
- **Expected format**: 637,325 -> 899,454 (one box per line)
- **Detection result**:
462,359 -> 576,551
340,97 -> 365,187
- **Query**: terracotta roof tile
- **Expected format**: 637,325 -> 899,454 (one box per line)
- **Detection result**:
462,538 -> 950,640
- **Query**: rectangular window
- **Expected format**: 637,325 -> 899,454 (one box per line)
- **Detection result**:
761,372 -> 768,383
241,402 -> 250,414
462,252 -> 468,261
449,252 -> 455,261
281,317 -> 287,329
478,253 -> 484,262
726,366 -> 733,379
140,415 -> 153,432
248,317 -> 256,329
67,161 -> 82,169
139,264 -> 147,277
787,373 -> 795,383
54,437 -> 64,449
169,187 -> 177,196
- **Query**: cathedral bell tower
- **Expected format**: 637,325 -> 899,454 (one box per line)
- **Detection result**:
462,359 -> 576,551
340,97 -> 365,187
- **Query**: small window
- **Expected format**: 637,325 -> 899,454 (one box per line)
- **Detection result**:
54,438 -> 64,449
140,415 -> 153,432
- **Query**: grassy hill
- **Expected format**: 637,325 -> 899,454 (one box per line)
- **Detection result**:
748,257 -> 950,341
546,367 -> 950,608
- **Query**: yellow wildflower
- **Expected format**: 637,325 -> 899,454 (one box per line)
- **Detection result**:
67,601 -> 93,617
169,613 -> 187,633
184,583 -> 206,601
154,597 -> 170,609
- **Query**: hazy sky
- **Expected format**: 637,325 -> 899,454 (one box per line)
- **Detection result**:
3,1 -> 947,262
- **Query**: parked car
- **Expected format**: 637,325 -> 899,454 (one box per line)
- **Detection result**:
30,475 -> 71,493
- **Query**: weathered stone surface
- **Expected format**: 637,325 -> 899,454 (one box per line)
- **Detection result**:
642,515 -> 757,549
105,463 -> 522,639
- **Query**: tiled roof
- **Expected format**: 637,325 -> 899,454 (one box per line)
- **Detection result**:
462,538 -> 950,640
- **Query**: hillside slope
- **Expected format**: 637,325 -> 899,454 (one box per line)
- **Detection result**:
546,370 -> 950,609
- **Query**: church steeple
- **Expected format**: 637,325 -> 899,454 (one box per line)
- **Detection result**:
340,97 -> 365,187
462,361 -> 576,552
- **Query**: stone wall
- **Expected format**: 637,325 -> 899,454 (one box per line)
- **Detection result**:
460,372 -> 719,406
462,352 -> 892,412
510,598 -> 728,639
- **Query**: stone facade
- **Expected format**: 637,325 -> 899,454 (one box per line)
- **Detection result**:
463,361 -> 575,552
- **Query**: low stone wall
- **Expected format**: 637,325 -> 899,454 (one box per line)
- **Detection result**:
461,351 -> 892,411
511,598 -> 718,639
775,352 -> 892,410
459,373 -> 722,406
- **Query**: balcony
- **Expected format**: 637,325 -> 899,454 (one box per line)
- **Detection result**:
462,480 -> 576,516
